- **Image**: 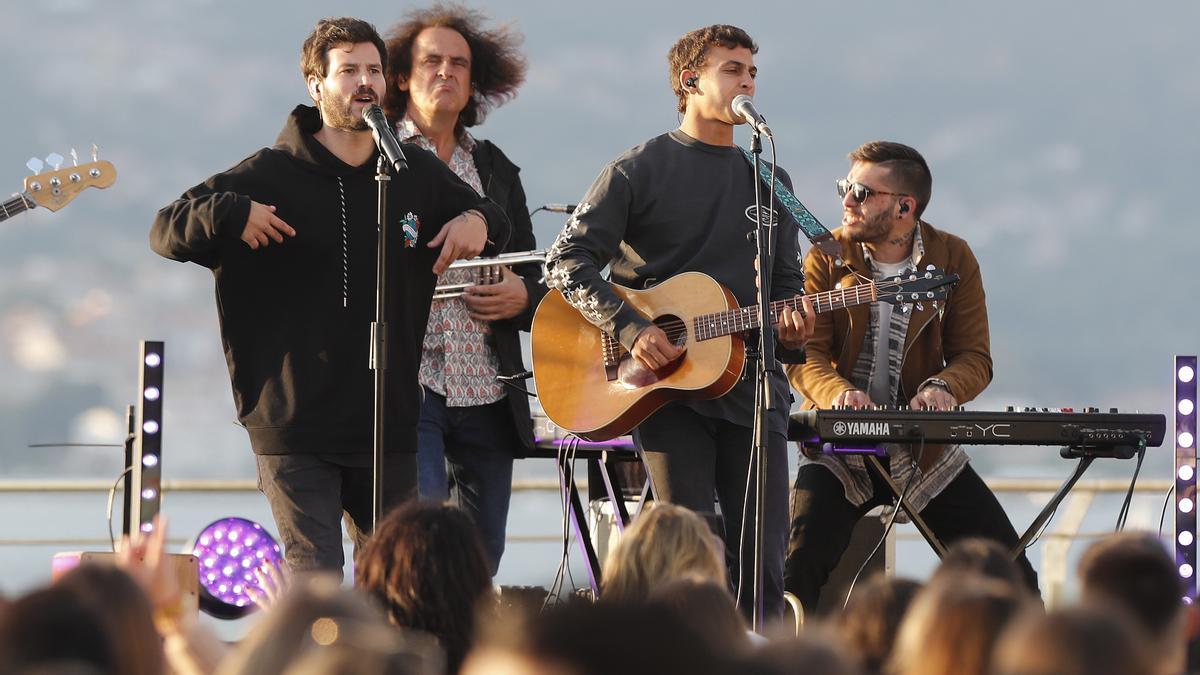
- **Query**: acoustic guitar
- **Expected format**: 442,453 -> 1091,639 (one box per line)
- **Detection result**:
1,150 -> 116,223
531,268 -> 958,441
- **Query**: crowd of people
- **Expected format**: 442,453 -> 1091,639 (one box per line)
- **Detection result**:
0,505 -> 1194,675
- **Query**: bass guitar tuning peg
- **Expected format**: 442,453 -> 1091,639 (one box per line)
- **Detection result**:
46,152 -> 64,171
26,157 -> 44,174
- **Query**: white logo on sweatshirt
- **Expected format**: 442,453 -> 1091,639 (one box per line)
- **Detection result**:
744,205 -> 779,225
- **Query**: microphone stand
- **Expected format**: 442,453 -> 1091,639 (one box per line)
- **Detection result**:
371,154 -> 392,529
747,128 -> 778,632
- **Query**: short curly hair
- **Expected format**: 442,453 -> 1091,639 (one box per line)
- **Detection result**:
300,17 -> 388,82
667,25 -> 757,114
383,3 -> 526,137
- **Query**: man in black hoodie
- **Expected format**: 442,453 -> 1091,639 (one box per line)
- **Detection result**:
150,17 -> 508,573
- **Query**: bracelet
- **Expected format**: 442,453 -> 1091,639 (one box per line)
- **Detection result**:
922,377 -> 951,393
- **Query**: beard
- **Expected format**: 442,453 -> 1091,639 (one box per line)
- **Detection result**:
843,208 -> 893,244
318,86 -> 375,132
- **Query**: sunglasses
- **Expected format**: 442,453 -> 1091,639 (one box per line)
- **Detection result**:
836,178 -> 908,204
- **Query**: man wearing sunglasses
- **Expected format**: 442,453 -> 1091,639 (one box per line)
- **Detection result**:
783,141 -> 1038,612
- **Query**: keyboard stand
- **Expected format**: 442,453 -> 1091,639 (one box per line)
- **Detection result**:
527,439 -> 642,596
863,454 -> 948,557
1013,443 -> 1140,553
863,442 -> 1142,561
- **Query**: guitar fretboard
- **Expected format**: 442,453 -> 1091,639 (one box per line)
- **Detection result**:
596,272 -> 953,368
0,193 -> 34,223
600,281 -> 888,366
692,283 -> 882,341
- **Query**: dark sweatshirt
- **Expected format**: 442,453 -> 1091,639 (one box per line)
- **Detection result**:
545,130 -> 805,434
150,105 -> 508,455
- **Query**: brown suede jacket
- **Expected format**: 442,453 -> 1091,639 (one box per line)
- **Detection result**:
786,220 -> 993,471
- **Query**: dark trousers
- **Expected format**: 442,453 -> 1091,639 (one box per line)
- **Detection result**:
634,404 -> 790,619
785,459 -> 1040,611
256,452 -> 417,574
416,388 -> 516,576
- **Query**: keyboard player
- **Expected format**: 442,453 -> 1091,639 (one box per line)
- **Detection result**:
783,141 -> 1039,612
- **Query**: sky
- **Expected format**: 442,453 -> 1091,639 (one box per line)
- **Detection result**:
0,0 -> 1196,486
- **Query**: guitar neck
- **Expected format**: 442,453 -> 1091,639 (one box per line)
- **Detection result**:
693,282 -> 879,341
0,192 -> 34,223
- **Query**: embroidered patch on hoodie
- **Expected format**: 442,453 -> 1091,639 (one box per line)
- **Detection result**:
400,212 -> 420,248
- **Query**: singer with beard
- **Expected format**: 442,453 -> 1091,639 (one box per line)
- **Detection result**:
545,24 -> 815,618
149,17 -> 508,574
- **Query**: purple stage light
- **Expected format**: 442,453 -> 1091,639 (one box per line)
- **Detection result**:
190,517 -> 282,619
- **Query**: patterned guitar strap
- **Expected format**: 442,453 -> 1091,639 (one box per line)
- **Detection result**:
739,147 -> 843,264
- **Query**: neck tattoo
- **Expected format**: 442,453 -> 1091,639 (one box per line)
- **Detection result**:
888,226 -> 916,249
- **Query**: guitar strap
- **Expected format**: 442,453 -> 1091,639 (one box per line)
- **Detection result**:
739,147 -> 843,261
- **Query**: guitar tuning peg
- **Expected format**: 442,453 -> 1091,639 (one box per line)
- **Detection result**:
70,148 -> 79,166
26,157 -> 44,174
915,302 -> 925,312
899,304 -> 911,314
91,144 -> 99,162
925,264 -> 935,271
46,152 -> 64,171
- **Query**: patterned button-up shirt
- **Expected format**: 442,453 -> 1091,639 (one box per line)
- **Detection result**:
398,116 -> 504,407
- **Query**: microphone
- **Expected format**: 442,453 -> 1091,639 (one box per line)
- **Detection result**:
731,95 -> 773,137
539,203 -> 577,214
361,104 -> 409,172
497,370 -> 534,381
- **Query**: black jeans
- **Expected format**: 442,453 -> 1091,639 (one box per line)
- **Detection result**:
634,404 -> 790,618
256,452 -> 418,574
785,459 -> 1040,611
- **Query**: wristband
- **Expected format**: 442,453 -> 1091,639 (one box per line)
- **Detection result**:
922,377 -> 951,393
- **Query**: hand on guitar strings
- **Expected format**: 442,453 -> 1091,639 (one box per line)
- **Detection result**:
631,324 -> 684,371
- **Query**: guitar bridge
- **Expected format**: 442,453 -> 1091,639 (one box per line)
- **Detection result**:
601,333 -> 620,382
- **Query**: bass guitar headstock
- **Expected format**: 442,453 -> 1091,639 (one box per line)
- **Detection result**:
21,146 -> 116,212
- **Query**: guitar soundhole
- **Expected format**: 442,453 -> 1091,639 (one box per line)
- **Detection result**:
615,314 -> 687,390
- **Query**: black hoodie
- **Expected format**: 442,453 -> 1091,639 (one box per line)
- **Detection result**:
151,105 -> 509,455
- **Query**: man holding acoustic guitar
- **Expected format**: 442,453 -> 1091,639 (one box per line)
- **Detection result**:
543,24 -> 815,618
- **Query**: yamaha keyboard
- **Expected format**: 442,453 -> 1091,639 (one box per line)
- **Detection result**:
789,407 -> 1167,557
789,408 -> 1166,450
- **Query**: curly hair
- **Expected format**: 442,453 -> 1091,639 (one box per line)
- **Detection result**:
667,24 -> 757,114
383,3 -> 527,136
300,17 -> 388,82
354,501 -> 494,674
